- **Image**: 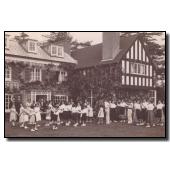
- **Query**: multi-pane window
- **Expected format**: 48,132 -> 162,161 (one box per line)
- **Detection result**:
150,79 -> 153,87
142,78 -> 145,86
135,77 -> 138,86
5,66 -> 12,81
139,42 -> 142,60
51,45 -> 64,57
143,49 -> 146,62
131,63 -> 145,75
28,41 -> 37,52
31,68 -> 41,82
58,46 -> 64,57
5,94 -> 13,110
53,95 -> 68,104
51,45 -> 57,55
146,78 -> 149,87
126,52 -> 129,59
139,77 -> 141,86
135,41 -> 138,60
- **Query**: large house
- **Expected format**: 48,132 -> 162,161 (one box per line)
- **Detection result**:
5,34 -> 77,113
72,32 -> 157,104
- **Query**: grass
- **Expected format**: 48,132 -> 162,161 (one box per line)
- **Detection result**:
5,121 -> 165,138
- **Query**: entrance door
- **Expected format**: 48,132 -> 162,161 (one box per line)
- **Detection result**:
36,95 -> 47,103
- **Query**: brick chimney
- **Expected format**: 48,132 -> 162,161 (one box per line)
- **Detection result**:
102,32 -> 120,61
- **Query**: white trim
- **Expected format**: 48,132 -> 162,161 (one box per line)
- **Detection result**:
31,68 -> 42,82
126,61 -> 129,74
139,41 -> 142,60
126,52 -> 130,59
131,46 -> 134,59
28,40 -> 37,53
135,41 -> 138,60
5,94 -> 13,113
31,91 -> 51,103
126,76 -> 129,85
131,76 -> 133,86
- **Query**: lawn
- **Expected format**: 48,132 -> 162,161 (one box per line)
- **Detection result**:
5,121 -> 166,138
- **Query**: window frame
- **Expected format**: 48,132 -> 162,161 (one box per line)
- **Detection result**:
31,68 -> 42,82
28,40 -> 37,53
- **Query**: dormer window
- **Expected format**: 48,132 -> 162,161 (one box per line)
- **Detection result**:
51,45 -> 58,56
58,46 -> 64,57
51,45 -> 64,57
28,40 -> 37,53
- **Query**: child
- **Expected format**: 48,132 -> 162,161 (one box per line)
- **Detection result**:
51,106 -> 58,130
134,100 -> 142,125
73,103 -> 81,127
146,100 -> 155,128
127,100 -> 133,124
141,99 -> 148,125
28,106 -> 38,132
66,102 -> 72,126
34,103 -> 41,127
156,100 -> 164,126
98,105 -> 104,125
45,101 -> 52,126
10,104 -> 18,127
110,100 -> 117,123
19,104 -> 29,129
81,105 -> 88,127
119,100 -> 127,123
104,100 -> 110,125
87,103 -> 94,123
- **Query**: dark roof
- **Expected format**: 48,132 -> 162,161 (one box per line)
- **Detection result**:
72,35 -> 138,68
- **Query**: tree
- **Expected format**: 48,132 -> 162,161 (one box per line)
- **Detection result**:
15,32 -> 29,41
43,32 -> 92,51
43,32 -> 73,43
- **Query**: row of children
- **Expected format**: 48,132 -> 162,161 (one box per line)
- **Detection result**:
9,98 -> 165,131
101,99 -> 165,128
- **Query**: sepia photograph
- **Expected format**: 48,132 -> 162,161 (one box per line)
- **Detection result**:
4,31 -> 166,138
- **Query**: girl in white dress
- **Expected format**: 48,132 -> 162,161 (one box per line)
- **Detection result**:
19,104 -> 29,129
98,106 -> 104,124
10,104 -> 18,127
156,100 -> 164,126
104,100 -> 110,125
87,104 -> 94,123
34,103 -> 41,127
127,101 -> 133,124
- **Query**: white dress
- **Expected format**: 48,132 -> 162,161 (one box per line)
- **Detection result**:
34,107 -> 41,122
10,108 -> 17,122
98,107 -> 104,118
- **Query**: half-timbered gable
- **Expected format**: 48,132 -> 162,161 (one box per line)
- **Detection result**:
72,32 -> 157,104
121,38 -> 156,88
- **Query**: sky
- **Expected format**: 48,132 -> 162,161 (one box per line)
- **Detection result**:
7,32 -> 102,45
7,32 -> 164,45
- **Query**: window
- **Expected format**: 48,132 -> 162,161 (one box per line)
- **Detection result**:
5,94 -> 13,111
122,60 -> 125,73
131,63 -> 145,75
31,68 -> 41,82
58,46 -> 64,57
53,95 -> 68,104
146,57 -> 149,63
28,41 -> 37,53
51,45 -> 64,57
51,45 -> 58,56
5,66 -> 12,81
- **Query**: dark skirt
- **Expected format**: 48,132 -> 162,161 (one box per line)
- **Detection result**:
136,109 -> 142,120
156,109 -> 162,118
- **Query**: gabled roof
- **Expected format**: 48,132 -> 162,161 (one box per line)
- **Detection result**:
5,39 -> 77,64
72,35 -> 138,68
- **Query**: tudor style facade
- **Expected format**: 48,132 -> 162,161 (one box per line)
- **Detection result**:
5,34 -> 77,113
72,32 -> 157,104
